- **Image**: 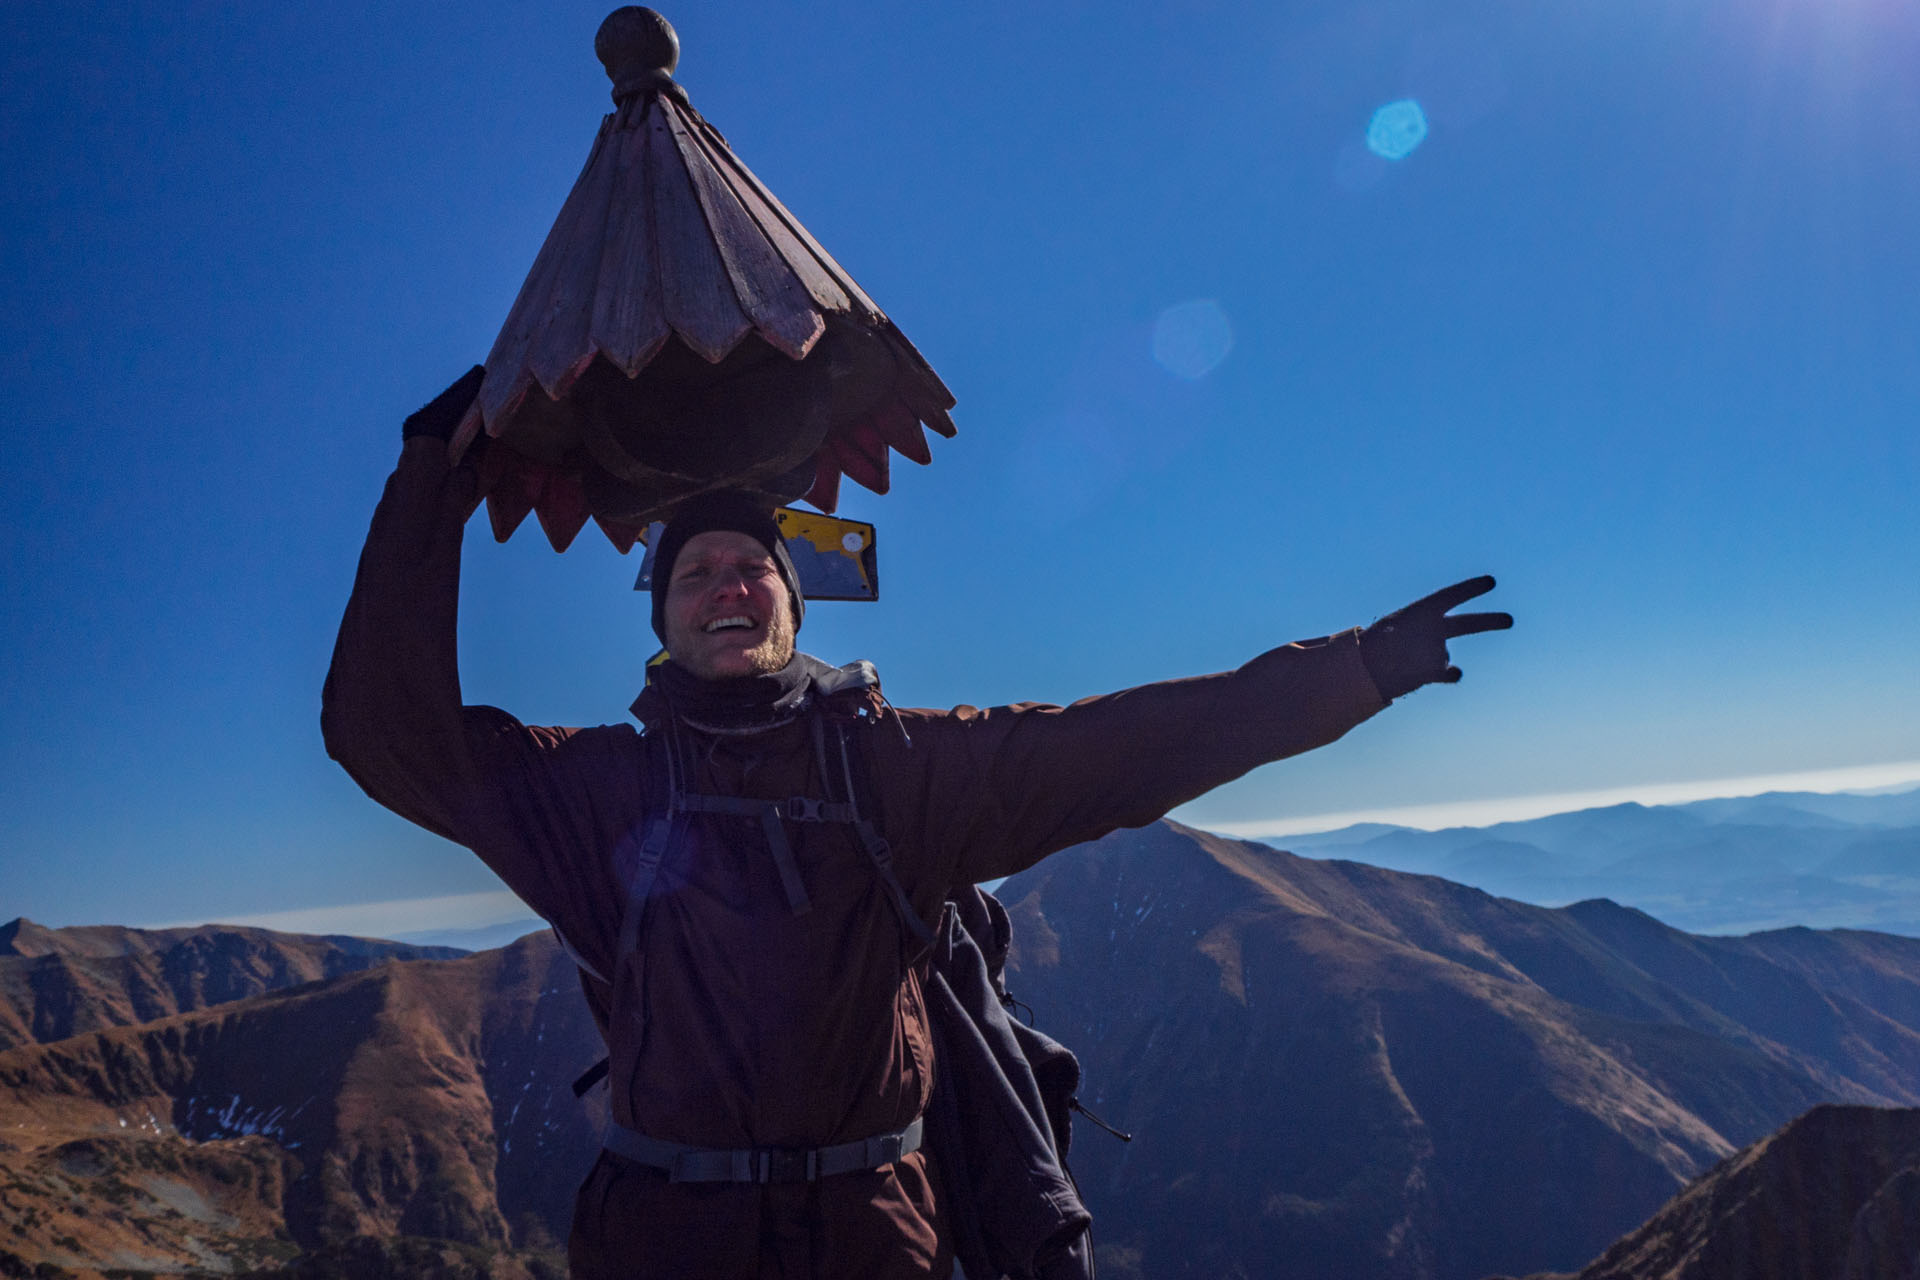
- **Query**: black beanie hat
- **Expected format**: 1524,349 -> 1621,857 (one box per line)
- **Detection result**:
650,490 -> 805,644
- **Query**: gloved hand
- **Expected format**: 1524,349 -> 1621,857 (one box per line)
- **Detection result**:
1360,575 -> 1512,701
401,365 -> 485,443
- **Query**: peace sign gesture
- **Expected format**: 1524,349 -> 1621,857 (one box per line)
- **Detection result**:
1359,575 -> 1513,701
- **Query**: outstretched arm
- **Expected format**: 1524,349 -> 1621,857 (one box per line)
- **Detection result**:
885,631 -> 1385,888
891,578 -> 1511,887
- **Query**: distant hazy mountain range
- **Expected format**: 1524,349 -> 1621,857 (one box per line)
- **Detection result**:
1274,786 -> 1920,937
4,816 -> 1919,1278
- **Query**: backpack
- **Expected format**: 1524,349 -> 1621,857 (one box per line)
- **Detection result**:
926,884 -> 1100,1280
571,696 -> 1119,1280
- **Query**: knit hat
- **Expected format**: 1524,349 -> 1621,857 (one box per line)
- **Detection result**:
649,491 -> 805,644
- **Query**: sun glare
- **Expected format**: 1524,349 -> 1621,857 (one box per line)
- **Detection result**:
1151,300 -> 1236,379
1366,98 -> 1430,160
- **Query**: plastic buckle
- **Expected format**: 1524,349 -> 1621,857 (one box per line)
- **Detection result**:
784,797 -> 826,822
638,818 -> 673,866
762,1148 -> 816,1182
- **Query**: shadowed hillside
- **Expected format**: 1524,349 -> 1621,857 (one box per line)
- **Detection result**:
998,822 -> 1920,1280
1491,1105 -> 1920,1280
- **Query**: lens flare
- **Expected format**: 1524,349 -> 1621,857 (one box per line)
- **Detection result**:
1366,99 -> 1429,160
1151,300 -> 1234,380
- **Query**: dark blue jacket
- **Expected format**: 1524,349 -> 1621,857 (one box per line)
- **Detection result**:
925,886 -> 1094,1280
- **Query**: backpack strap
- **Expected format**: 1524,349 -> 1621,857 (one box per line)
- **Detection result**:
828,717 -> 936,953
574,705 -> 930,1098
574,730 -> 688,1098
571,1058 -> 611,1097
647,711 -> 897,918
613,729 -> 691,1053
614,811 -> 679,972
672,791 -> 815,916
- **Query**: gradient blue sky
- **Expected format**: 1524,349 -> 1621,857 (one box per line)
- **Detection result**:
4,0 -> 1916,933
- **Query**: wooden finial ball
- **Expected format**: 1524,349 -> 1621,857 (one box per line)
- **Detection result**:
597,7 -> 680,87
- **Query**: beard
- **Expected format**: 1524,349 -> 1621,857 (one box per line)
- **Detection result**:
739,605 -> 797,676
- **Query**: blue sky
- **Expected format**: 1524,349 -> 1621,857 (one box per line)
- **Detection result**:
3,0 -> 1916,933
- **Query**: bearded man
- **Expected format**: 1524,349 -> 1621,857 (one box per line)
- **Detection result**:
322,369 -> 1511,1279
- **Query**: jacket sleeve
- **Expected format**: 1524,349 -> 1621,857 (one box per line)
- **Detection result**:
321,439 -> 487,843
886,632 -> 1390,887
319,439 -> 628,967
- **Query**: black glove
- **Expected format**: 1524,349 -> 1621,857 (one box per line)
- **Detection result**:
1360,575 -> 1513,701
401,365 -> 485,443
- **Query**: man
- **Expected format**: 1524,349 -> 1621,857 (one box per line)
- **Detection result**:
322,370 -> 1511,1279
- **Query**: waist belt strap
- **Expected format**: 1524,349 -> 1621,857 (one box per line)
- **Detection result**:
604,1117 -> 924,1184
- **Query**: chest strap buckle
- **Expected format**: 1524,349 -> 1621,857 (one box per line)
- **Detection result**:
783,796 -> 826,822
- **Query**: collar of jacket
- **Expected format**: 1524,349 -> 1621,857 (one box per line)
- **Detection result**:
629,652 -> 881,734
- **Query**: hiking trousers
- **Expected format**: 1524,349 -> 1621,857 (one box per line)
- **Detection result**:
565,1148 -> 952,1279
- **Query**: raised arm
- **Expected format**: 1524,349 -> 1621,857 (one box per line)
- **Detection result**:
320,370 -> 493,841
320,373 -> 639,981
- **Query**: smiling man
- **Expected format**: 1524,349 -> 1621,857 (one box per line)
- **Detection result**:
322,370 -> 1511,1279
652,495 -> 802,681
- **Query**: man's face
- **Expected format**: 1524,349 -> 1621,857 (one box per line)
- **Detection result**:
662,530 -> 797,680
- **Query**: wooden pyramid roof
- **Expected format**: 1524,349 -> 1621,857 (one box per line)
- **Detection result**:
451,6 -> 955,552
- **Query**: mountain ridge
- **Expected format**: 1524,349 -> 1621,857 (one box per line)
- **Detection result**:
0,917 -> 465,1052
6,818 -> 1920,1277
